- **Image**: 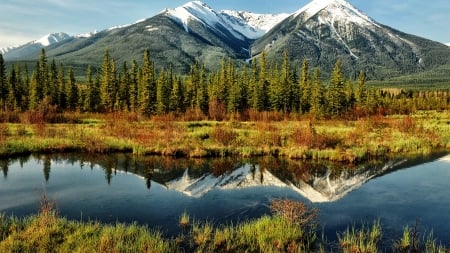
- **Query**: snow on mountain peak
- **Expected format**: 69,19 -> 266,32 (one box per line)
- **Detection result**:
35,32 -> 71,47
294,0 -> 377,27
220,10 -> 289,39
445,43 -> 450,47
165,1 -> 222,33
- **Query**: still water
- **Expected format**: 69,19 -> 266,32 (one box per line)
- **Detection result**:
0,153 -> 449,244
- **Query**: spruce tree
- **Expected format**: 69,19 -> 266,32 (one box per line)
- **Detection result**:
156,68 -> 167,114
67,67 -> 78,111
169,77 -> 184,113
0,54 -> 6,110
48,59 -> 58,105
139,49 -> 156,115
118,62 -> 130,111
299,59 -> 311,113
100,49 -> 113,112
38,49 -> 48,100
6,67 -> 17,111
58,64 -> 67,110
196,65 -> 208,114
257,51 -> 269,111
28,72 -> 39,111
327,60 -> 346,116
281,51 -> 292,113
310,68 -> 324,118
129,60 -> 139,112
355,70 -> 367,107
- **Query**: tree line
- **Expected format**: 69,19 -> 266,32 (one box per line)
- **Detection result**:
0,49 -> 449,118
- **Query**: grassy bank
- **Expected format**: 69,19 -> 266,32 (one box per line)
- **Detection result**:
0,198 -> 448,253
0,111 -> 449,162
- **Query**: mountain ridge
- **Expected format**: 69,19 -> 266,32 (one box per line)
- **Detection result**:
2,0 -> 449,80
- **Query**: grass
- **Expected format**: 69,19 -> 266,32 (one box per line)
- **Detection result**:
0,111 -> 449,162
2,197 -> 450,252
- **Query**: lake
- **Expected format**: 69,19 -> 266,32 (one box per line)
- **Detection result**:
1,153 -> 449,245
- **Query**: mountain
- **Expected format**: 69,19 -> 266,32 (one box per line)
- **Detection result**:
2,0 -> 450,79
164,159 -> 407,202
251,0 -> 450,79
446,43 -> 450,47
0,32 -> 71,60
5,1 -> 261,73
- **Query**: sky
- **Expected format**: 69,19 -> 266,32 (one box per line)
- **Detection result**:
1,0 -> 450,48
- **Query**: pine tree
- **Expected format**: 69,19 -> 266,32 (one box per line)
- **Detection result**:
28,72 -> 39,111
156,68 -> 168,114
100,49 -> 114,112
281,51 -> 292,113
139,49 -> 156,115
169,77 -> 184,113
269,63 -> 282,111
299,59 -> 311,113
83,65 -> 95,112
38,49 -> 48,100
227,62 -> 241,113
355,70 -> 367,107
118,62 -> 130,111
48,59 -> 58,105
310,68 -> 324,118
67,67 -> 78,111
129,60 -> 139,112
257,51 -> 269,111
196,65 -> 208,114
6,67 -> 17,111
0,54 -> 6,110
58,64 -> 67,110
249,60 -> 259,110
327,60 -> 346,116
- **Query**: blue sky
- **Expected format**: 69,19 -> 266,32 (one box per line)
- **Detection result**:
1,0 -> 449,48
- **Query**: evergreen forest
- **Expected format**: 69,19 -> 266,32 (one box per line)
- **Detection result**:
1,49 -> 449,119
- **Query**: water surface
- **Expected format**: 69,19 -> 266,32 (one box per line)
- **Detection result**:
1,153 -> 449,244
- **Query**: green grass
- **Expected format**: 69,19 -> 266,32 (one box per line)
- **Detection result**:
1,198 -> 450,252
0,111 -> 449,162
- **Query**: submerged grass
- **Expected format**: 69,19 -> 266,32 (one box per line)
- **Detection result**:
0,111 -> 449,162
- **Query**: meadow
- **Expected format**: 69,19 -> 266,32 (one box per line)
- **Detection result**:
0,110 -> 449,162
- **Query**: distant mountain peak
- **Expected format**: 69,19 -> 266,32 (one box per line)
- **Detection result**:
294,0 -> 377,27
35,32 -> 71,47
164,0 -> 221,33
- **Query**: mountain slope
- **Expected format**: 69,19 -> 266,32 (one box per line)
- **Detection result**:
251,0 -> 450,78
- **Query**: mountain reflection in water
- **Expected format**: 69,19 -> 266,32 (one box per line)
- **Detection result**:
2,153 -> 434,203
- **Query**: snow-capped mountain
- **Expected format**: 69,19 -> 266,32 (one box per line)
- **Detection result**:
252,0 -> 450,78
1,32 -> 72,60
2,0 -> 449,79
164,1 -> 247,41
446,43 -> 450,47
163,1 -> 288,41
164,160 -> 406,202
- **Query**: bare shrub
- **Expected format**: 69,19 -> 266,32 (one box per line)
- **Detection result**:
0,123 -> 8,143
212,125 -> 236,146
270,198 -> 318,227
208,100 -> 226,121
393,116 -> 417,133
